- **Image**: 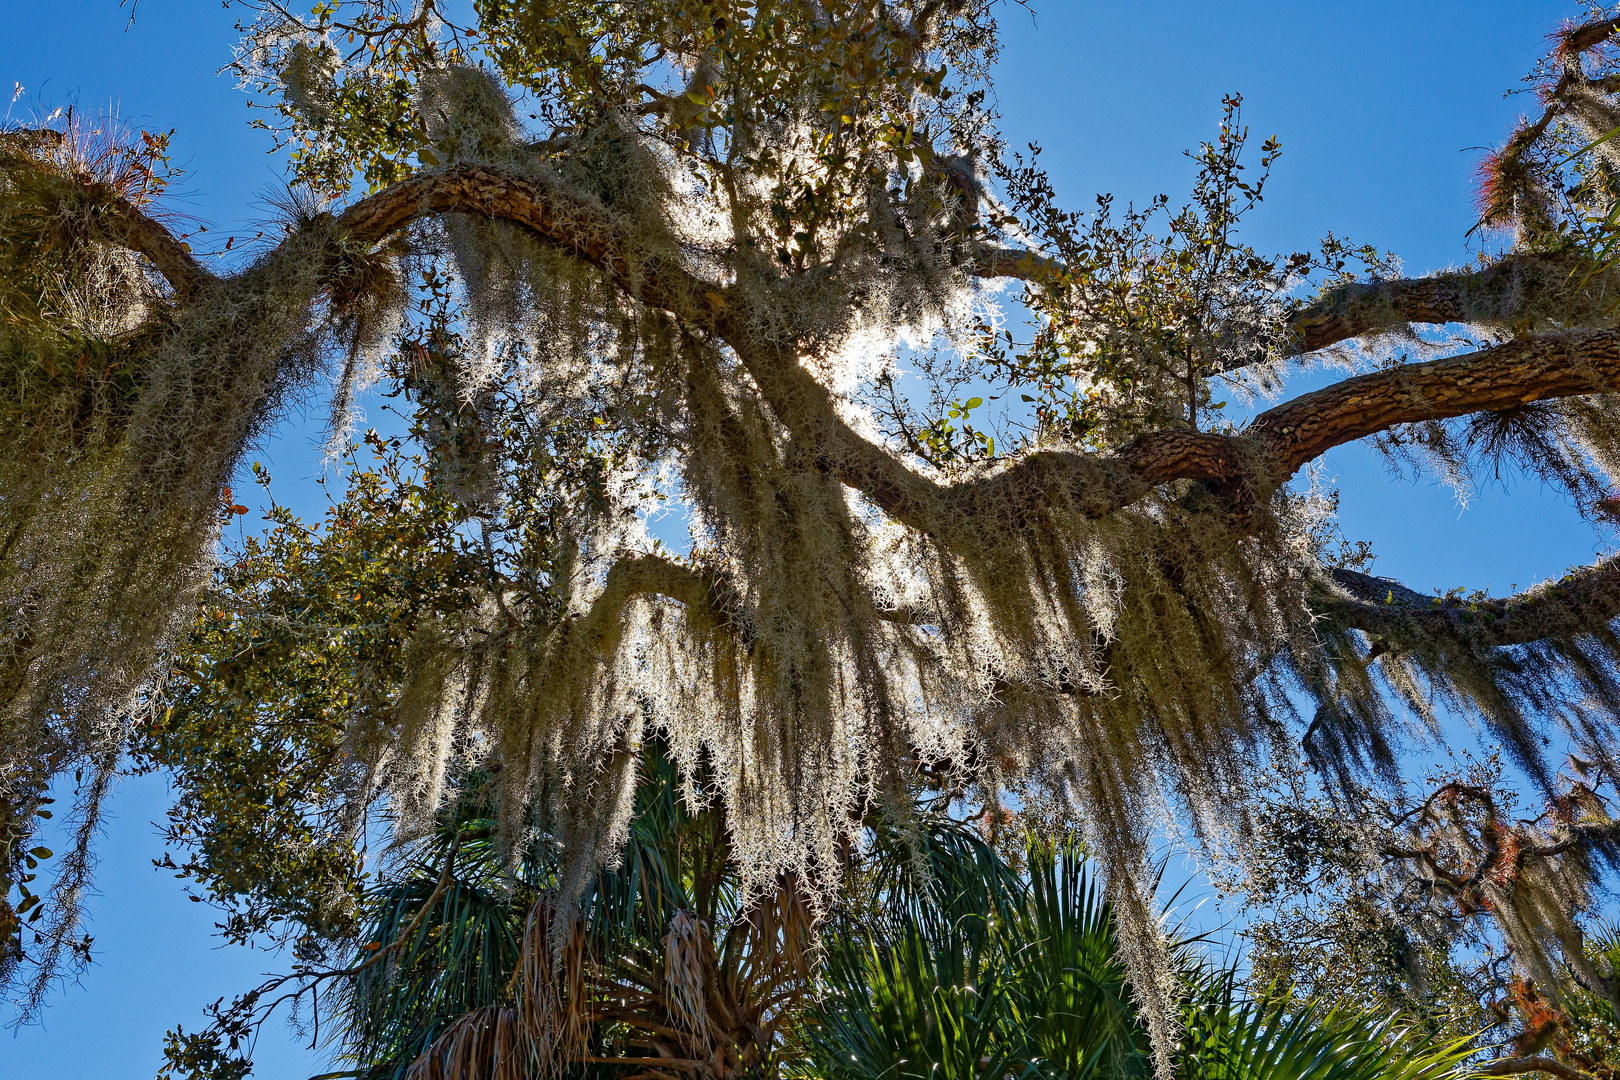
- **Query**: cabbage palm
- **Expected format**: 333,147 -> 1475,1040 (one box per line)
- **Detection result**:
330,764 -> 1475,1080
1006,840 -> 1152,1079
803,838 -> 1152,1080
803,839 -> 1475,1080
339,815 -> 533,1076
331,743 -> 816,1080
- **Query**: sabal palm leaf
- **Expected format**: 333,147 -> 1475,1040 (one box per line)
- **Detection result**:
571,745 -> 810,1069
339,816 -> 537,1079
1005,839 -> 1150,1080
804,830 -> 1473,1080
810,923 -> 1013,1080
1178,975 -> 1474,1080
804,822 -> 1034,1080
810,834 -> 1154,1080
860,812 -> 1024,940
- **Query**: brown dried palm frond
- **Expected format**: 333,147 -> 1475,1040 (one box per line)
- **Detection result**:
404,1005 -> 527,1080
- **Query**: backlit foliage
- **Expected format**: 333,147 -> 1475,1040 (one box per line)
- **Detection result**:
1221,753 -> 1620,1075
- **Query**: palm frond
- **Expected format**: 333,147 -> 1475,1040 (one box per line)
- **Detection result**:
1179,975 -> 1474,1080
1005,838 -> 1151,1080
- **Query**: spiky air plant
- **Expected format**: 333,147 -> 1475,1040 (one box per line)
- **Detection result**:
24,6 -> 1620,1073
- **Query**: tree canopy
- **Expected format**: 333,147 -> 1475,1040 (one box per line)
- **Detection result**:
8,3 -> 1620,1075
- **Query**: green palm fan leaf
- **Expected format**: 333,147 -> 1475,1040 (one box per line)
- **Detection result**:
1004,838 -> 1151,1080
337,811 -> 539,1079
808,914 -> 1013,1080
800,812 -> 1019,1080
860,812 -> 1025,940
1178,975 -> 1474,1080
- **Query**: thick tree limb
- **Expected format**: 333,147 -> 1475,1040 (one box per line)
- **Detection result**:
1263,15 -> 1620,353
1291,264 -> 1520,352
1286,253 -> 1619,353
92,202 -> 213,301
1249,326 -> 1620,476
1561,16 -> 1620,58
338,163 -> 712,322
969,237 -> 1488,356
939,326 -> 1620,533
1321,557 -> 1620,647
333,167 -> 942,527
575,554 -> 738,653
328,166 -> 1620,540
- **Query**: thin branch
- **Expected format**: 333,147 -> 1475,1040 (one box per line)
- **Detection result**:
322,827 -> 470,977
1480,1055 -> 1599,1080
969,243 -> 1065,283
260,824 -> 483,1002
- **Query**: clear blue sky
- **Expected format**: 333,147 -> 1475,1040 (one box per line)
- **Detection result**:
2,2 -> 1596,1076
